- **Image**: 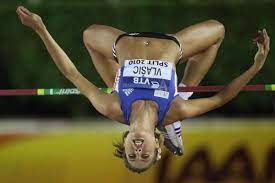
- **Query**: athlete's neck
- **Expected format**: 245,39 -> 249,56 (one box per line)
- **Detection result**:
129,100 -> 158,133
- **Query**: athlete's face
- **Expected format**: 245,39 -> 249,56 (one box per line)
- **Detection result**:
124,131 -> 160,169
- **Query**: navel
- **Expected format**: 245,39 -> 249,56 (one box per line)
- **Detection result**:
144,41 -> 150,46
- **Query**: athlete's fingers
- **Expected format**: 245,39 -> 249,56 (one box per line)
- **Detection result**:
263,29 -> 270,54
263,29 -> 269,39
16,7 -> 23,17
257,42 -> 264,55
16,7 -> 29,19
20,6 -> 32,16
16,8 -> 25,24
16,6 -> 38,28
16,6 -> 20,14
17,6 -> 29,15
17,10 -> 30,25
252,30 -> 264,44
263,29 -> 267,47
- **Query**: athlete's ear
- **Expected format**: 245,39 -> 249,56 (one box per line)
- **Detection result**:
155,138 -> 160,148
156,148 -> 162,161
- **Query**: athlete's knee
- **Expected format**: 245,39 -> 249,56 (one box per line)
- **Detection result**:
207,19 -> 225,40
83,24 -> 102,49
207,19 -> 224,29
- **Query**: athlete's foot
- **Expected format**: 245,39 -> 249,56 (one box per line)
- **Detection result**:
158,121 -> 184,156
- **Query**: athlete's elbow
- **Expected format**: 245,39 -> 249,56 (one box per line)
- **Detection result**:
210,95 -> 227,109
179,104 -> 194,119
98,105 -> 113,119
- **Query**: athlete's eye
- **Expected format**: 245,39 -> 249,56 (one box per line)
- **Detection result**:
128,154 -> 136,159
141,154 -> 150,159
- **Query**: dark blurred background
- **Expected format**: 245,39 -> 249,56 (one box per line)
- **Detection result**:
0,1 -> 274,183
0,0 -> 274,118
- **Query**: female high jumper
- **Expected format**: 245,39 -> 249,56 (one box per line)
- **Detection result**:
16,6 -> 270,173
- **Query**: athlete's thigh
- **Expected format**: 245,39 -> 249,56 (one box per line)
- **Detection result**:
83,25 -> 124,87
84,24 -> 125,59
87,47 -> 119,88
173,20 -> 225,60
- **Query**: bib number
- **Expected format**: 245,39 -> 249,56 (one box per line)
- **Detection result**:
122,59 -> 173,90
123,59 -> 172,80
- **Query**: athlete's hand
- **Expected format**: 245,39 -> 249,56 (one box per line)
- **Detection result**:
253,29 -> 270,72
16,6 -> 45,32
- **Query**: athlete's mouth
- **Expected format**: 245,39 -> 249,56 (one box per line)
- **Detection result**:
133,139 -> 144,146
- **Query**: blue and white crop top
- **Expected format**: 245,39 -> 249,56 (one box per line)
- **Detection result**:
113,59 -> 179,126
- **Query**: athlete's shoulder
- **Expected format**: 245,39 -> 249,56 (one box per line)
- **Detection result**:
163,96 -> 188,125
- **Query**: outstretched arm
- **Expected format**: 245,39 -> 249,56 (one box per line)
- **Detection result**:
179,29 -> 270,119
16,6 -> 120,117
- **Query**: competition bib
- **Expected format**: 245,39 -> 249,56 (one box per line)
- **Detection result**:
122,59 -> 173,90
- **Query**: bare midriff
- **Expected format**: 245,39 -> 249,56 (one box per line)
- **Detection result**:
115,36 -> 180,69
